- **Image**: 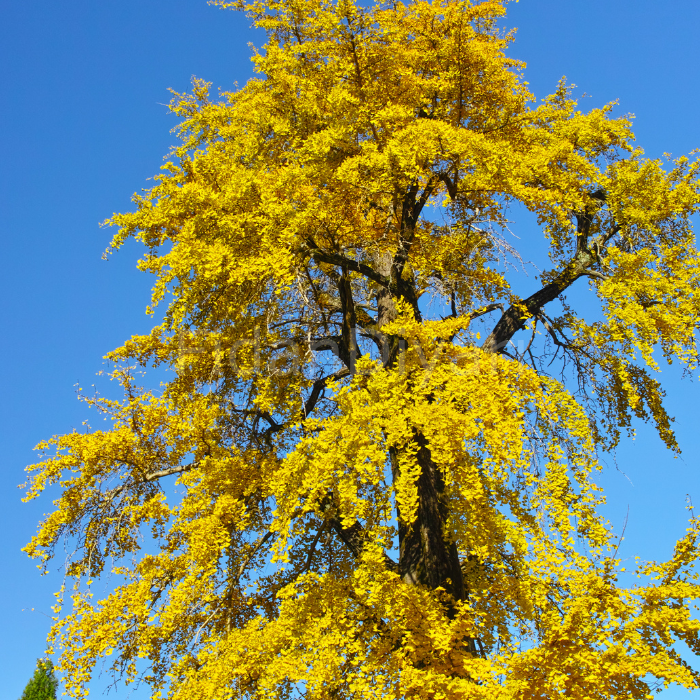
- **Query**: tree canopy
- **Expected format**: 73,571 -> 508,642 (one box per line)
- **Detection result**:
20,660 -> 58,700
23,0 -> 700,698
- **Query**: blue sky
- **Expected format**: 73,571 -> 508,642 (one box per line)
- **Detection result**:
2,0 -> 699,697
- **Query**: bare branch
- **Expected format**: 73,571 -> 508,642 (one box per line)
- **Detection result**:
482,247 -> 598,354
236,531 -> 274,582
104,463 -> 195,501
304,368 -> 350,417
580,270 -> 610,281
306,240 -> 390,288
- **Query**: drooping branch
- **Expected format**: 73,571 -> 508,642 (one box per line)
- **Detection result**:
327,514 -> 399,573
230,407 -> 282,431
466,303 -> 504,323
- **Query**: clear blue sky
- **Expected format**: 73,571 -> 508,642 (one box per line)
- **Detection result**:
1,0 -> 699,697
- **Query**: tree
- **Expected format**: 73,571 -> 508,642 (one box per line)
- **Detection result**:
20,660 -> 58,700
22,0 -> 700,698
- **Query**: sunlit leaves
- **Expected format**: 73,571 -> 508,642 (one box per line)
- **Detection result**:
22,0 -> 700,698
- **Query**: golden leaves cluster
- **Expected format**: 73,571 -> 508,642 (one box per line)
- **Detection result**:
22,0 -> 700,698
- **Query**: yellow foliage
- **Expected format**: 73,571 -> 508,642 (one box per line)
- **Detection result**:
23,0 -> 700,698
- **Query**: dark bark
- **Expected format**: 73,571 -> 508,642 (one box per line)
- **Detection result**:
481,204 -> 603,355
307,240 -> 390,288
337,265 -> 359,372
300,193 -> 610,666
481,247 -> 597,355
394,435 -> 465,605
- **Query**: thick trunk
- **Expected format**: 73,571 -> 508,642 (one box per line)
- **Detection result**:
375,253 -> 466,610
338,266 -> 359,372
393,436 -> 465,607
392,436 -> 479,658
375,231 -> 476,653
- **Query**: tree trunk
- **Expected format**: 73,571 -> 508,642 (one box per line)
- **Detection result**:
393,436 -> 465,608
373,249 -> 475,653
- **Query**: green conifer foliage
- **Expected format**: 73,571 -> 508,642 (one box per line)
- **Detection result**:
19,659 -> 58,700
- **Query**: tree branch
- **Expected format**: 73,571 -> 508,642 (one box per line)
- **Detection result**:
317,493 -> 398,572
303,368 -> 350,417
327,515 -> 399,572
306,240 -> 390,288
103,463 -> 194,501
481,247 -> 598,354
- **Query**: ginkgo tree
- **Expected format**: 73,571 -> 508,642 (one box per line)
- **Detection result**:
23,0 -> 700,698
